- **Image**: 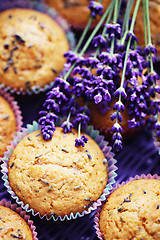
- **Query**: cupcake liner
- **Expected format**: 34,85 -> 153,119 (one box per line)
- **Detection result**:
0,199 -> 38,240
94,173 -> 160,240
1,120 -> 117,221
0,0 -> 75,95
0,87 -> 23,161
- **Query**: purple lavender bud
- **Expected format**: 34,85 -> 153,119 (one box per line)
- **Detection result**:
125,31 -> 138,44
88,1 -> 104,18
105,23 -> 121,39
85,56 -> 100,68
75,135 -> 88,147
72,66 -> 80,75
111,122 -> 123,132
43,99 -> 60,113
129,76 -> 139,87
113,100 -> 125,111
110,112 -> 117,121
39,110 -> 48,116
94,93 -> 102,104
130,92 -> 137,101
128,118 -> 137,128
81,135 -> 89,143
72,83 -> 85,97
144,44 -> 157,55
92,35 -> 106,48
61,121 -> 73,133
112,132 -> 122,141
114,87 -> 127,99
113,139 -> 122,151
54,77 -> 70,90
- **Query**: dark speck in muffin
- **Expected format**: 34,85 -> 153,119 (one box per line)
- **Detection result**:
157,204 -> 159,209
27,136 -> 31,141
3,64 -> 10,72
36,133 -> 41,137
51,68 -> 57,74
123,197 -> 131,203
10,162 -> 14,168
62,148 -> 69,153
13,67 -> 18,74
10,233 -> 20,238
8,15 -> 12,18
35,64 -> 42,68
14,35 -> 25,45
40,179 -> 49,185
4,43 -> 9,49
143,190 -> 147,194
120,216 -> 125,223
35,154 -> 43,159
86,150 -> 92,159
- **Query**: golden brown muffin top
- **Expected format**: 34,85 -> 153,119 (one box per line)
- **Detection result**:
0,8 -> 69,91
0,96 -> 16,157
46,0 -> 111,27
100,179 -> 160,240
8,127 -> 108,217
0,205 -> 33,239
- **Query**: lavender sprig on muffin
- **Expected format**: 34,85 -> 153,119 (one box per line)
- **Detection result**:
39,0 -> 160,151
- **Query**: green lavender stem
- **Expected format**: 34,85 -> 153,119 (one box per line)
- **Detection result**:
119,0 -> 141,102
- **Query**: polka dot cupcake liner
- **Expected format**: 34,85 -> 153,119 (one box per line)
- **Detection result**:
0,199 -> 38,240
0,87 -> 23,161
1,121 -> 117,221
94,173 -> 160,240
0,0 -> 75,95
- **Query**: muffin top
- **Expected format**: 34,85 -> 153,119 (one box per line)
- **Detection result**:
0,8 -> 69,91
8,127 -> 108,217
0,205 -> 33,239
0,95 -> 16,157
100,179 -> 160,240
46,0 -> 111,28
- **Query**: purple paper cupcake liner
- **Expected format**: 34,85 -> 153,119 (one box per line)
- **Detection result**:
94,173 -> 160,240
1,120 -> 117,221
0,88 -> 23,161
0,199 -> 38,240
0,0 -> 75,95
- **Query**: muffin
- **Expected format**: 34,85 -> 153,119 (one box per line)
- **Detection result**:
45,0 -> 111,28
0,8 -> 69,92
8,127 -> 109,218
0,204 -> 33,239
99,178 -> 160,240
134,0 -> 160,54
0,91 -> 22,157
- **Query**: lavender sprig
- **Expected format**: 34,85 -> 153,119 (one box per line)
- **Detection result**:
38,0 -> 160,152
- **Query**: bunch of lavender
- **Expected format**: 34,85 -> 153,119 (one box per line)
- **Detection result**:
39,0 -> 160,151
